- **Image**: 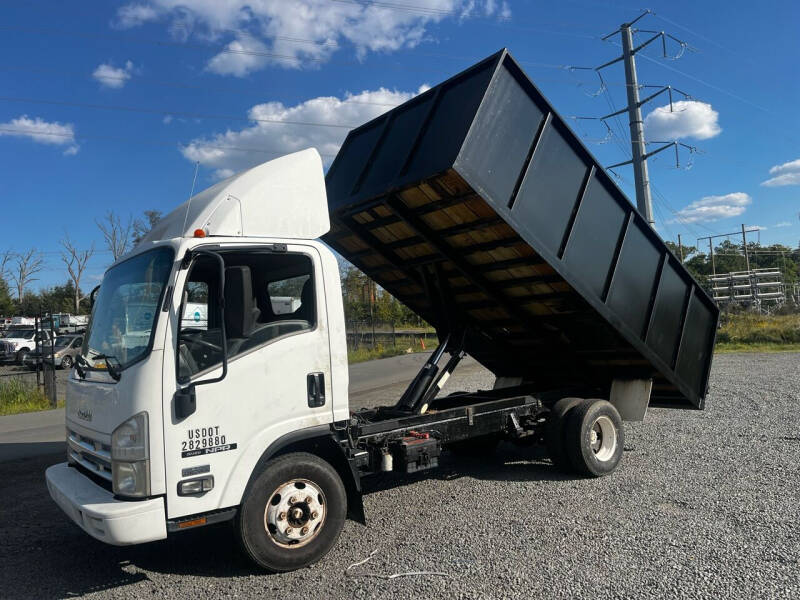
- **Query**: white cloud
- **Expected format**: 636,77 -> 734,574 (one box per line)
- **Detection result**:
162,115 -> 173,124
180,85 -> 428,179
669,192 -> 751,224
644,100 -> 721,141
775,221 -> 792,228
115,0 -> 510,73
761,158 -> 800,187
115,3 -> 160,28
0,115 -> 79,155
93,60 -> 135,89
206,37 -> 271,77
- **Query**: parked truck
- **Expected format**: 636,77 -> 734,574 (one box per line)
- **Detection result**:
46,50 -> 718,573
1,326 -> 56,364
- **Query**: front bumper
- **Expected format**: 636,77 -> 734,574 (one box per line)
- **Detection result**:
46,463 -> 167,546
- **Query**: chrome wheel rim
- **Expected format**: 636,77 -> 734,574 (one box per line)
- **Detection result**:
264,479 -> 326,548
589,415 -> 617,462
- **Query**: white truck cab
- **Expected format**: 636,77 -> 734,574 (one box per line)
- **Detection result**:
47,149 -> 354,570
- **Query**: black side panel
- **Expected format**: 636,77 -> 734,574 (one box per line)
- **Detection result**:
562,175 -> 629,298
646,260 -> 690,366
510,119 -> 589,256
325,120 -> 384,206
404,61 -> 495,181
675,291 -> 717,397
606,221 -> 662,338
457,65 -> 546,207
358,96 -> 434,198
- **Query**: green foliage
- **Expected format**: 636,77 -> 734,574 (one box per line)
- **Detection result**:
716,313 -> 800,346
340,263 -> 425,327
0,379 -> 59,416
348,337 -> 437,363
4,280 -> 88,317
0,279 -> 13,315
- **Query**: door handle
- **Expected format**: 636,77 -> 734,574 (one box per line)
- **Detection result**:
307,372 -> 325,408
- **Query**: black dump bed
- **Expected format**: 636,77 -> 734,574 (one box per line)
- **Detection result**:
324,49 -> 718,409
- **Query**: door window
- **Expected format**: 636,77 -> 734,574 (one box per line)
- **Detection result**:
177,251 -> 316,382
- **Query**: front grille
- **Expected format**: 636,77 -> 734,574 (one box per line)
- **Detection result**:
67,429 -> 112,482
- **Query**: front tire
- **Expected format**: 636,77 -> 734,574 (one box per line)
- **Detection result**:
564,399 -> 624,477
16,349 -> 30,366
60,355 -> 73,369
236,452 -> 346,572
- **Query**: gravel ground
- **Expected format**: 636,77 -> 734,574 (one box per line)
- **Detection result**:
1,352 -> 798,599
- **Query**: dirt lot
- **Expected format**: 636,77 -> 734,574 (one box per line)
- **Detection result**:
0,352 -> 798,599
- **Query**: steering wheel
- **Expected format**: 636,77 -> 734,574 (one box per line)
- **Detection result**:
182,331 -> 223,353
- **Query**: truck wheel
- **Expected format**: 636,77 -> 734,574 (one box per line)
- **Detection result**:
16,349 -> 30,366
236,452 -> 346,572
545,397 -> 585,471
565,399 -> 624,477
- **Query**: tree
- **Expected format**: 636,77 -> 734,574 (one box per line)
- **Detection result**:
60,235 -> 95,313
132,210 -> 163,245
10,249 -> 43,301
0,278 -> 13,315
96,211 -> 133,261
0,250 -> 11,283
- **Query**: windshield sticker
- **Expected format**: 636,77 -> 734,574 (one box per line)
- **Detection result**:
181,426 -> 237,458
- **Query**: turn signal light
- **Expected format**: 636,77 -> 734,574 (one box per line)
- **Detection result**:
178,517 -> 207,529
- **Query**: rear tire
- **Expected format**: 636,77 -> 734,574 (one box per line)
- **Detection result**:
565,399 -> 624,477
545,397 -> 585,471
236,452 -> 346,572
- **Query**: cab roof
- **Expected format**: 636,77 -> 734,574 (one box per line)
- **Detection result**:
136,148 -> 329,246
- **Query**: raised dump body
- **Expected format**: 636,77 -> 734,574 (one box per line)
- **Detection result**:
324,49 -> 718,409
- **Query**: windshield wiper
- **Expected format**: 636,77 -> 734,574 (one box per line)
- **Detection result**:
90,353 -> 122,381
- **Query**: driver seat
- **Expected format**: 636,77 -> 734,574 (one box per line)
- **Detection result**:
224,266 -> 261,355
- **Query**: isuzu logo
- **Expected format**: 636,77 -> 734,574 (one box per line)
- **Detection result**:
77,408 -> 93,422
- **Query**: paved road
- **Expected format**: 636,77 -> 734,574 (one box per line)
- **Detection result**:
0,353 -> 797,599
0,352 -> 484,462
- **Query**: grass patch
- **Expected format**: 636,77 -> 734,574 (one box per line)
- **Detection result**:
715,343 -> 800,353
0,379 -> 61,416
348,337 -> 438,364
716,313 -> 800,350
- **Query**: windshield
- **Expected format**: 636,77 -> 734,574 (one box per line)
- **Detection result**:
54,336 -> 73,347
83,247 -> 174,370
8,329 -> 34,339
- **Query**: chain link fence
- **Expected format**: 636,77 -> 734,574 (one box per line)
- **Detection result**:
345,320 -> 437,352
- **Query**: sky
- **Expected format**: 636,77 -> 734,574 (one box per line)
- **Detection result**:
1,0 -> 799,291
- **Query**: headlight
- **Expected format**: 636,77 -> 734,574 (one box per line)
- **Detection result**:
111,412 -> 150,497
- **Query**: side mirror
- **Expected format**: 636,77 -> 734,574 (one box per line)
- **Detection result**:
174,250 -> 228,420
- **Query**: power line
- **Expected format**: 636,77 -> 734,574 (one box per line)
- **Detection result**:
0,127 -> 339,158
0,24 -> 582,72
0,64 -> 634,105
0,95 -> 357,129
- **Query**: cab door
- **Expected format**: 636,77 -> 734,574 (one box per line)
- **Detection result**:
162,244 -> 333,519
